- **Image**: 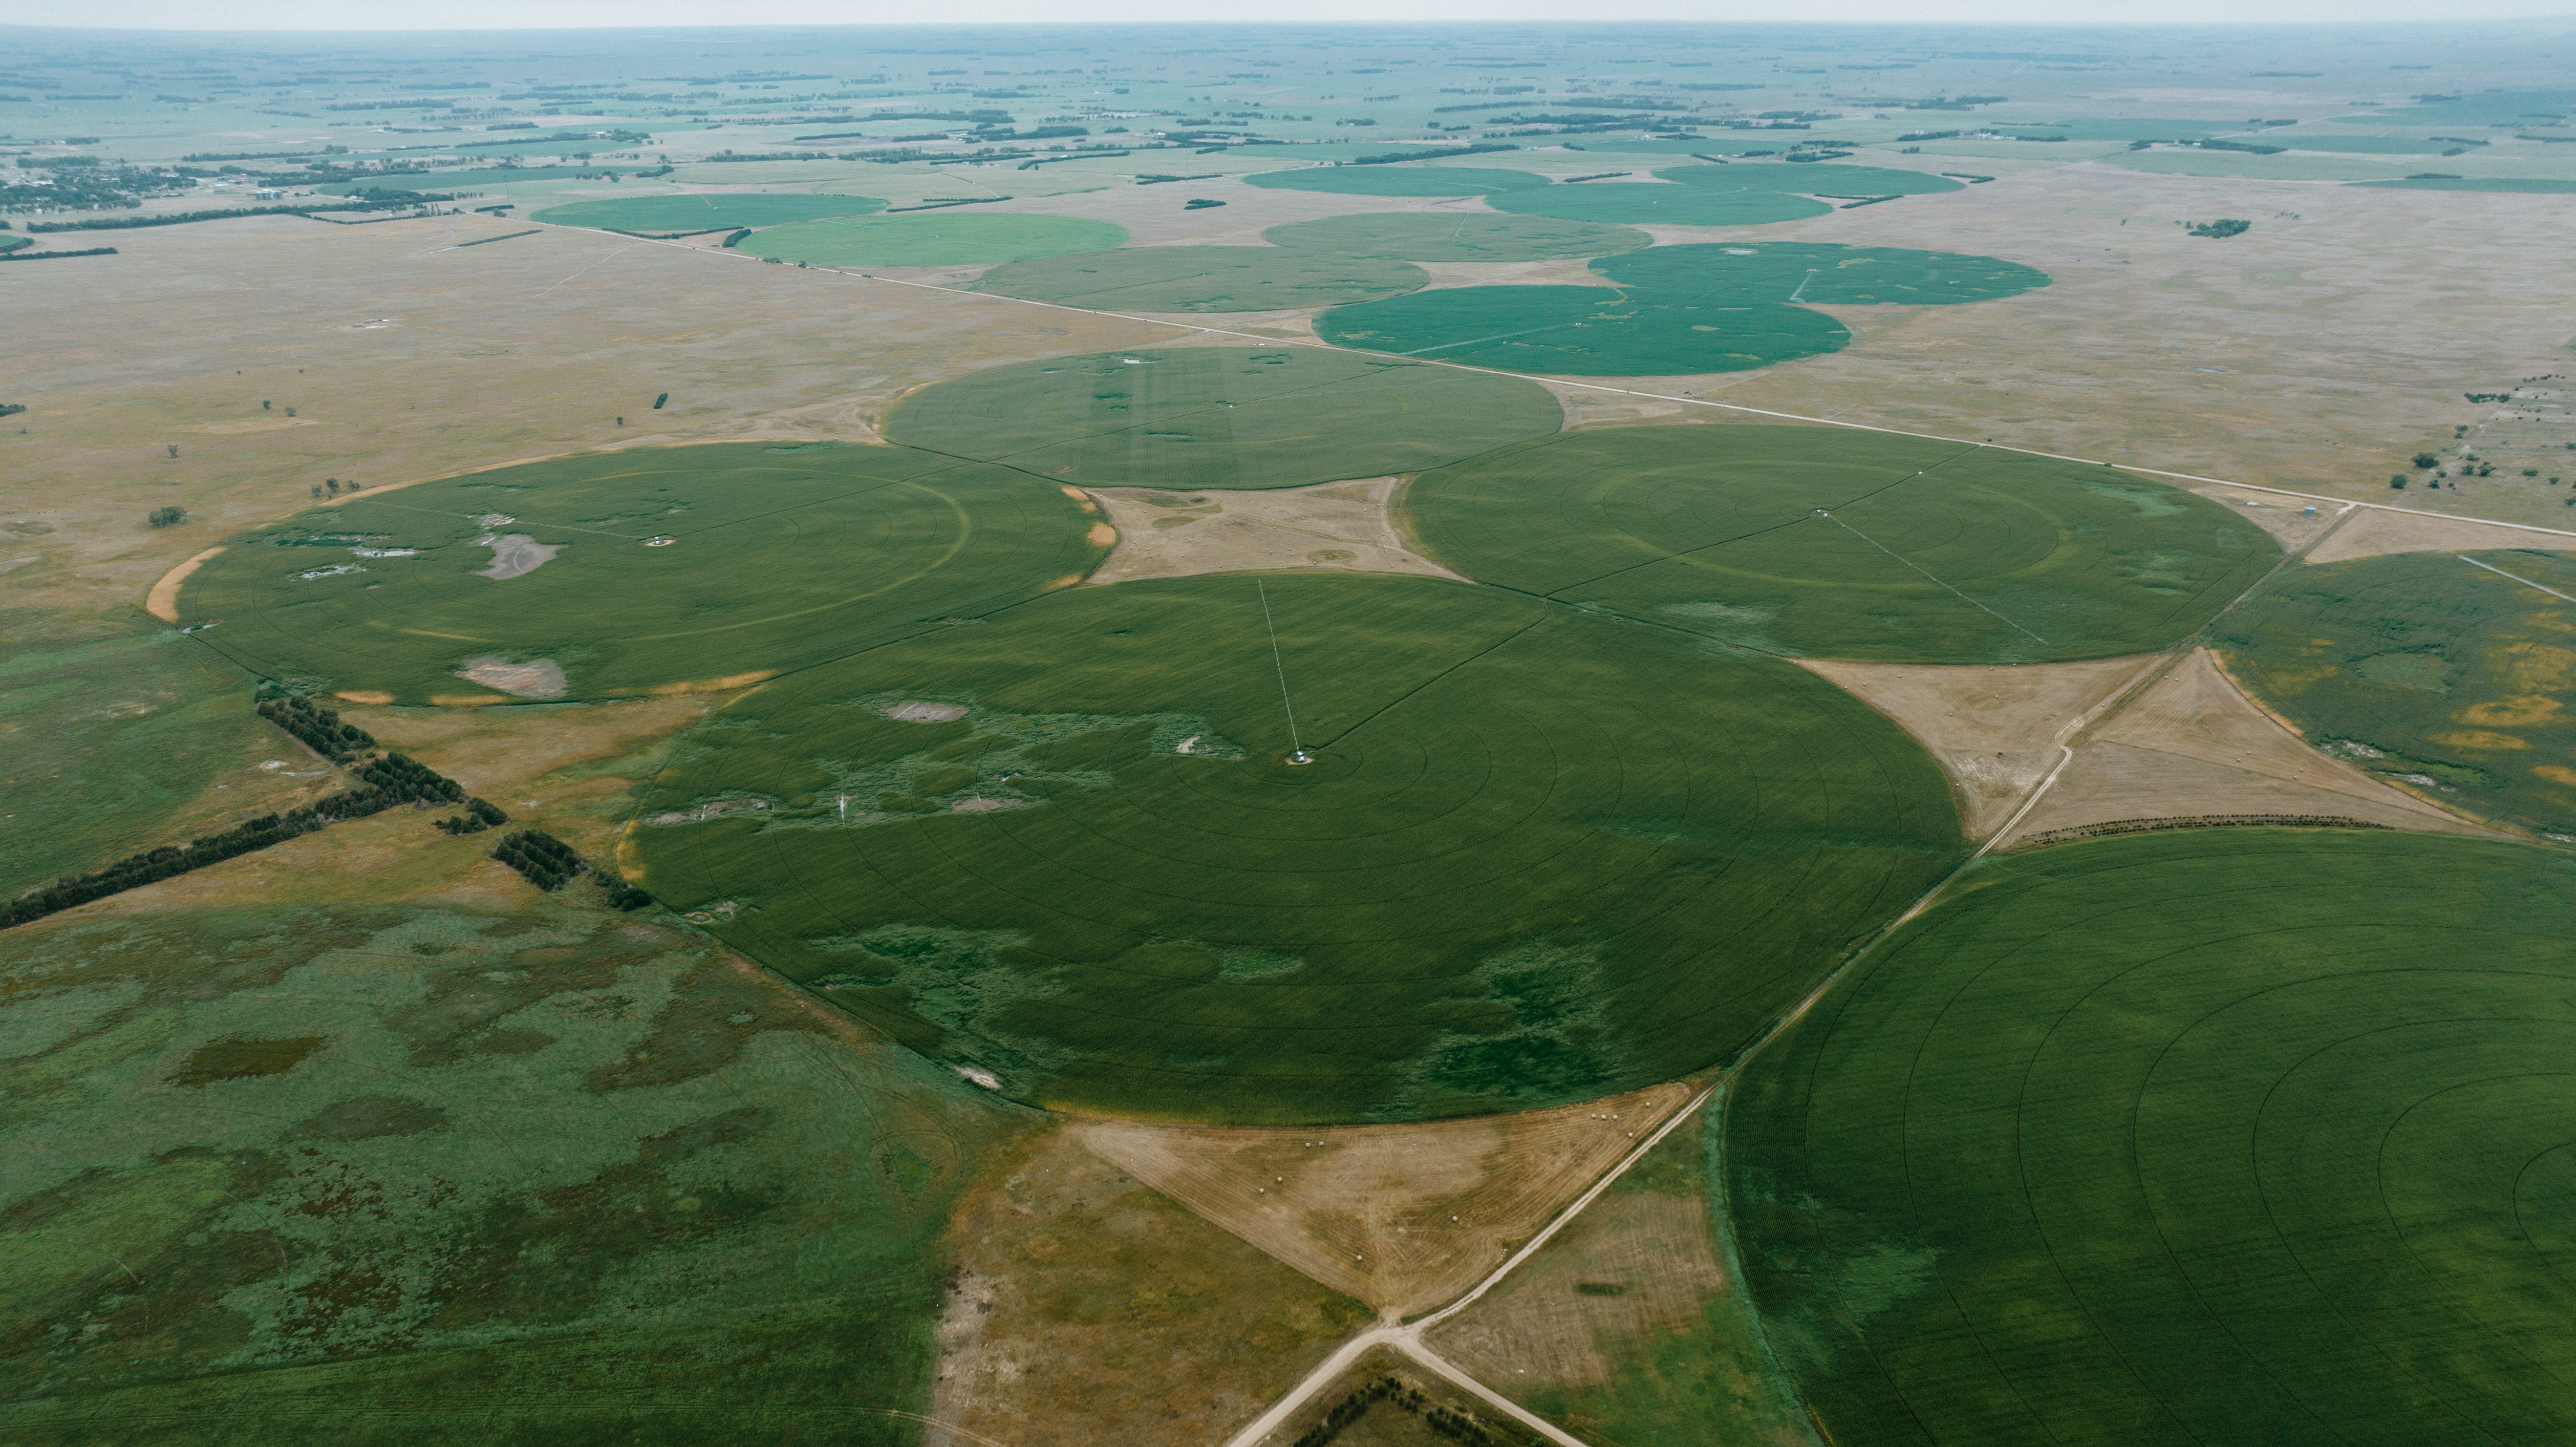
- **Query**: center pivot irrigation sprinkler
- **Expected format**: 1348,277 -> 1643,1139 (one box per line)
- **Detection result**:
1257,579 -> 1313,765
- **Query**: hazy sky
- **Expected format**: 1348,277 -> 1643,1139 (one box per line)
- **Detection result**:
36,0 -> 2576,30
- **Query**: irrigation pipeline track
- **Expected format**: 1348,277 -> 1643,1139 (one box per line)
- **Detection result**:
536,218 -> 2576,550
524,222 -> 2576,1445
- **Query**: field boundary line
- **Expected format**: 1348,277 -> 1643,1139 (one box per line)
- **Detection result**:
530,218 -> 2576,548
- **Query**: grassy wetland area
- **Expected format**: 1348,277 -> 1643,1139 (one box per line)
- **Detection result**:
5,17 -> 2576,1447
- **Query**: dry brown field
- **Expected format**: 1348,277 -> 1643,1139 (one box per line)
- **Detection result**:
1076,1084 -> 1695,1318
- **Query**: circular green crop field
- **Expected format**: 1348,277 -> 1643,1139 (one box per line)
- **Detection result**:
2215,550 -> 2576,837
1480,162 -> 1962,228
530,192 -> 884,233
629,574 -> 1962,1124
178,444 -> 1108,703
1316,241 -> 2047,376
1675,161 -> 1966,198
1243,166 -> 1552,198
1595,240 -> 2048,304
1487,182 -> 1830,227
1729,830 -> 2576,1447
1315,281 -> 1851,374
880,346 -> 1562,490
740,213 -> 1126,268
972,246 -> 1428,312
1263,212 -> 1651,263
1404,425 -> 2279,662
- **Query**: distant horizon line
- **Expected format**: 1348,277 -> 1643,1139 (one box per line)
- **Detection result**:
7,15 -> 2576,33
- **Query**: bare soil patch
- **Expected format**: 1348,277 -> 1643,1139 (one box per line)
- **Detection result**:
1799,655 -> 2153,838
927,1124 -> 1371,1447
144,545 -> 226,622
454,656 -> 569,699
884,700 -> 968,722
476,533 -> 561,579
1073,1083 -> 1693,1318
1085,477 -> 1465,587
1997,647 -> 2500,848
2304,505 -> 2576,564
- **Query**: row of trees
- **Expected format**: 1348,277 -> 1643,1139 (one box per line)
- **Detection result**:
492,829 -> 584,890
258,691 -> 377,762
2,750 -> 466,930
436,797 -> 510,835
5,686 -> 658,927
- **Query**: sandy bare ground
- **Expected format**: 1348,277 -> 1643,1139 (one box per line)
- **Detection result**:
1074,1083 -> 1693,1319
2304,505 -> 2576,565
1799,655 -> 2153,838
454,656 -> 568,698
1997,647 -> 2500,849
476,532 -> 561,579
1085,477 -> 1466,586
144,545 -> 225,621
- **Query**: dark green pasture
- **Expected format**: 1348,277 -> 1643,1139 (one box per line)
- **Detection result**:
1403,426 -> 2278,662
177,443 -> 1107,703
0,904 -> 1009,1445
1243,166 -> 1553,198
971,246 -> 1427,312
880,346 -> 1561,490
2215,550 -> 2576,837
0,618 -> 285,896
629,574 -> 1962,1124
1728,830 -> 2576,1447
1262,212 -> 1650,263
1315,283 -> 1850,374
531,192 -> 885,233
1316,240 -> 2047,375
742,213 -> 1125,268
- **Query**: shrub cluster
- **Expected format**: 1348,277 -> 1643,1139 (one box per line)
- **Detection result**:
1291,1376 -> 1530,1447
147,506 -> 188,528
492,829 -> 584,890
258,692 -> 377,762
435,797 -> 510,835
601,879 -> 656,912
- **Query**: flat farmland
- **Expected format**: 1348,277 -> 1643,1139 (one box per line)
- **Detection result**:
880,346 -> 1562,491
1729,830 -> 2576,1446
1404,424 -> 2279,663
2215,549 -> 2576,837
627,573 -> 1962,1124
176,442 -> 1109,704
